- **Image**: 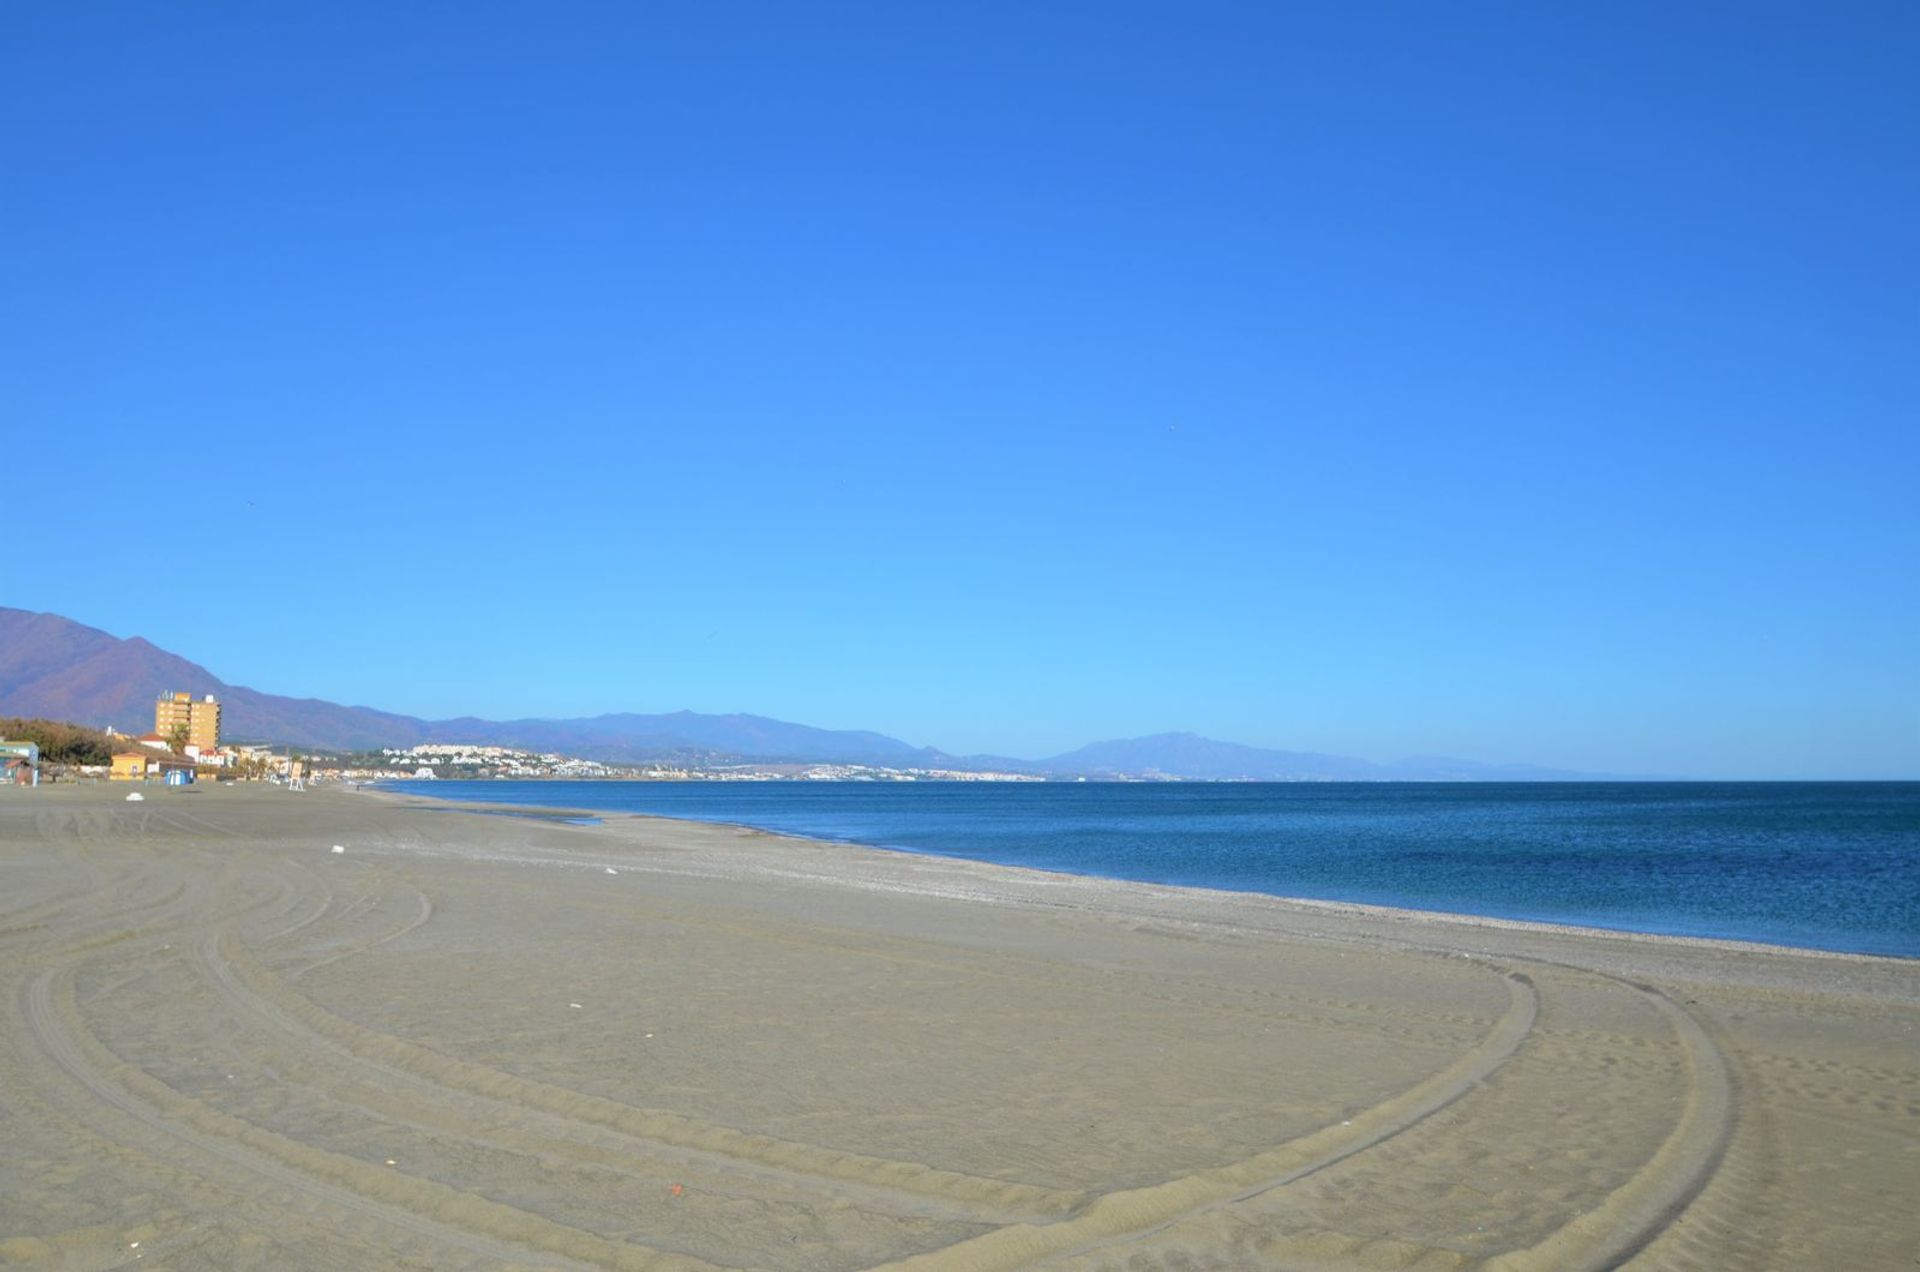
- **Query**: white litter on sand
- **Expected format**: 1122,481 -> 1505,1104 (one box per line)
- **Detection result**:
605,867 -> 617,875
126,793 -> 144,802
569,1002 -> 582,1009
331,845 -> 345,854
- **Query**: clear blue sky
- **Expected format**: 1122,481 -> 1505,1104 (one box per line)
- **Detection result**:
4,2 -> 1915,777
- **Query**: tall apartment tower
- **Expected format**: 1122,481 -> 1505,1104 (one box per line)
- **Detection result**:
155,692 -> 221,751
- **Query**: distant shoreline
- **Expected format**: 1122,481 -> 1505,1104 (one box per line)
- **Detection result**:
364,774 -> 1914,785
363,782 -> 1920,968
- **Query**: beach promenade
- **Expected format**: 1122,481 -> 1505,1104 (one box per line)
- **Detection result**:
1,784 -> 1914,1270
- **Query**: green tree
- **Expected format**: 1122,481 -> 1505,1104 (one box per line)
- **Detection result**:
0,717 -> 119,766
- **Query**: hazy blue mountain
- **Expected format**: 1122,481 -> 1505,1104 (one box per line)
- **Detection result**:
0,607 -> 1625,778
1044,733 -> 1391,780
1044,732 -> 1630,781
420,711 -> 953,767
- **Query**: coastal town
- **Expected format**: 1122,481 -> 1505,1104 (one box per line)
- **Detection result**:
0,691 -> 1046,786
368,743 -> 1041,784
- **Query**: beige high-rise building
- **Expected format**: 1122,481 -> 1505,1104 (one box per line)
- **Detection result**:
154,692 -> 221,752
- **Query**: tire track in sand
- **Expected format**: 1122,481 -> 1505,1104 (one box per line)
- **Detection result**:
1475,973 -> 1734,1272
2,806 -> 290,960
210,930 -> 1089,1218
1076,947 -> 1739,1272
860,952 -> 1734,1272
0,874 -> 189,944
1132,956 -> 1736,1272
283,878 -> 435,979
862,966 -> 1539,1272
254,856 -> 339,945
195,930 -> 1058,1228
21,965 -> 729,1272
1031,959 -> 1736,1272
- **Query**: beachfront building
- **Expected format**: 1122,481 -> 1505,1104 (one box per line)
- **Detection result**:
111,751 -> 196,782
185,743 -> 230,769
154,692 -> 221,751
0,740 -> 39,786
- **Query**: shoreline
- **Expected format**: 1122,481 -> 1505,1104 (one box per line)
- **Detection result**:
368,783 -> 1920,970
362,786 -> 1920,1008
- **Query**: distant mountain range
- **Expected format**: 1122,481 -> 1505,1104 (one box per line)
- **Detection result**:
0,607 -> 1623,780
1041,734 -> 1617,782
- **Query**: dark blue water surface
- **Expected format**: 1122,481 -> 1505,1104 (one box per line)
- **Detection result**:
383,781 -> 1920,958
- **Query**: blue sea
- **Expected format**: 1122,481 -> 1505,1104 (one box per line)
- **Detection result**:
383,781 -> 1920,959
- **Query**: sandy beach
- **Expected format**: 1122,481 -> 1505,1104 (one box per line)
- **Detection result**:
1,784 -> 1914,1270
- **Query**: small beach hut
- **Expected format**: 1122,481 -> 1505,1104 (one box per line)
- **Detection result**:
0,740 -> 39,786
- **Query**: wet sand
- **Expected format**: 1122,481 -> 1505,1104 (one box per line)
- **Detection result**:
1,783 -> 1914,1270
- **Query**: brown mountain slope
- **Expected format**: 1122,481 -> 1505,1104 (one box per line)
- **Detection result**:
0,608 -> 432,747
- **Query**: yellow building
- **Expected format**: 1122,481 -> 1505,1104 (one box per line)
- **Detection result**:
154,692 -> 221,751
111,752 -> 195,782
